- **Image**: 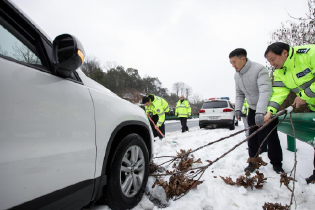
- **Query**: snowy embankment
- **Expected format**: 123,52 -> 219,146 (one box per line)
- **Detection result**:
93,121 -> 315,210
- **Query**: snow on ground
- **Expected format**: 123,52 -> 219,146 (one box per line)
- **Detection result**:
92,121 -> 315,210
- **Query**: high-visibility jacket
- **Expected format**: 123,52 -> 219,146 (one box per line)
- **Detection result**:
145,94 -> 169,127
175,100 -> 191,118
267,45 -> 315,113
242,99 -> 249,116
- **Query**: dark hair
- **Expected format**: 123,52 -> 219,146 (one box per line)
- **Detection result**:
264,42 -> 290,58
229,48 -> 247,58
142,96 -> 150,104
148,94 -> 154,101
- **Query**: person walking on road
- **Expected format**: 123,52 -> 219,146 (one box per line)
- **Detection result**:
175,95 -> 192,133
142,94 -> 169,139
264,42 -> 315,183
230,48 -> 284,174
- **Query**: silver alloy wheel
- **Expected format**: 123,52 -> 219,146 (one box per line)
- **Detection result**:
120,145 -> 145,197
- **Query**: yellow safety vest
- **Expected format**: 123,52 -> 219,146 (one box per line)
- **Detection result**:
145,94 -> 169,126
268,45 -> 315,113
175,100 -> 192,118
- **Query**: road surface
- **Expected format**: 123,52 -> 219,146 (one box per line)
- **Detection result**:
165,120 -> 199,132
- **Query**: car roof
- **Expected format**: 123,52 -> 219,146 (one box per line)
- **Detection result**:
204,99 -> 229,102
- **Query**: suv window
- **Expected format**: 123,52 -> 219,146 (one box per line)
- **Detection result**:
0,24 -> 42,65
202,101 -> 228,109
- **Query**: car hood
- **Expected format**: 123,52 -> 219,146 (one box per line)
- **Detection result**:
76,69 -> 119,97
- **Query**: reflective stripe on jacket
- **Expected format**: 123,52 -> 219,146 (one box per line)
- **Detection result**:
145,94 -> 169,126
175,100 -> 191,118
267,45 -> 315,113
242,99 -> 249,116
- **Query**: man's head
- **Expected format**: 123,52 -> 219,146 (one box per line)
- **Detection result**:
180,95 -> 185,100
229,48 -> 247,72
142,96 -> 151,107
264,42 -> 290,69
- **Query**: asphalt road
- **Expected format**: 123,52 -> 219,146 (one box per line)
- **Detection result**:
165,120 -> 199,132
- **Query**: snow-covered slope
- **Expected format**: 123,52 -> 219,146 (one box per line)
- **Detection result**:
93,121 -> 315,210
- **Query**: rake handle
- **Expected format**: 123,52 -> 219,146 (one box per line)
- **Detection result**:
148,115 -> 164,138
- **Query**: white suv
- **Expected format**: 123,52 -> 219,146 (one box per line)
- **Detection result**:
0,1 -> 153,210
199,97 -> 238,130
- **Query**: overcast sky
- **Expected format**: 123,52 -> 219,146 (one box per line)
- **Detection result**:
12,0 -> 309,102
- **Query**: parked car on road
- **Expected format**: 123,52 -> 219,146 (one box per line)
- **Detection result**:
199,97 -> 238,130
0,1 -> 153,210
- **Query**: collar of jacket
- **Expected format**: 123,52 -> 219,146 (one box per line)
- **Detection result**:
238,59 -> 251,75
282,47 -> 295,69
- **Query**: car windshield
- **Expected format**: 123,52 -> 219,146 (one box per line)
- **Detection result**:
202,101 -> 228,109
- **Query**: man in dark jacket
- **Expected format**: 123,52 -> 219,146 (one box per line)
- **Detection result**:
230,48 -> 284,174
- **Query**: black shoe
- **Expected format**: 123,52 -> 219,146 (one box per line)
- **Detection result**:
273,164 -> 284,174
306,174 -> 315,184
244,162 -> 255,173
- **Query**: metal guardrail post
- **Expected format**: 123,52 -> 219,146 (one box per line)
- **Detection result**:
287,135 -> 296,152
278,113 -> 315,152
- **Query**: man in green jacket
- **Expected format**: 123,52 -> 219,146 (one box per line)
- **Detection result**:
175,95 -> 192,132
142,94 -> 169,139
264,42 -> 315,184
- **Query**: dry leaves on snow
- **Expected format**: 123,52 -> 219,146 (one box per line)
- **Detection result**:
220,176 -> 235,186
176,149 -> 192,157
150,162 -> 165,174
172,149 -> 202,171
176,156 -> 202,171
280,173 -> 296,192
151,148 -> 204,200
220,171 -> 267,190
247,157 -> 268,170
262,202 -> 290,210
152,174 -> 203,199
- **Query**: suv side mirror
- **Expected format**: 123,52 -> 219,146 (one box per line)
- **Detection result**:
53,34 -> 85,77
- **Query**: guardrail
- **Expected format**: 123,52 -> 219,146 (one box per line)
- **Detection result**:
278,113 -> 315,152
165,115 -> 199,121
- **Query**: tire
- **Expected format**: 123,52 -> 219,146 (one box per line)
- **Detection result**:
102,134 -> 149,210
229,118 -> 235,130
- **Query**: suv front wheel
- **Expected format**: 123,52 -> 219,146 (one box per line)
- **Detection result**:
229,118 -> 236,130
102,134 -> 149,210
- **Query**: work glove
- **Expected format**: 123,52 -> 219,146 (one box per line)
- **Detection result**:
235,110 -> 242,120
285,106 -> 294,113
255,113 -> 264,127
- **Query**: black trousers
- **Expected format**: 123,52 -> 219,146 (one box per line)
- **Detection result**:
247,108 -> 283,165
311,110 -> 315,175
150,114 -> 165,138
180,117 -> 188,132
